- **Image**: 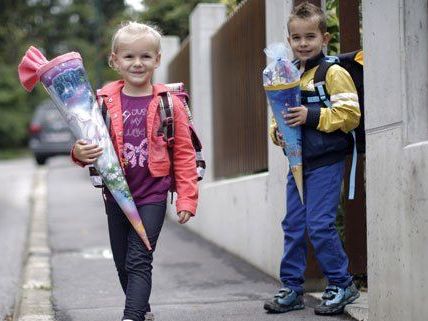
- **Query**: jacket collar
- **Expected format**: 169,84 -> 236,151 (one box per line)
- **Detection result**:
97,80 -> 169,97
294,51 -> 326,73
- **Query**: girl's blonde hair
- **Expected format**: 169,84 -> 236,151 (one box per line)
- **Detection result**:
108,21 -> 162,68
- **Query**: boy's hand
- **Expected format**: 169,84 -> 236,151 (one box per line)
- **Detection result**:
177,211 -> 192,224
73,139 -> 103,164
285,106 -> 308,127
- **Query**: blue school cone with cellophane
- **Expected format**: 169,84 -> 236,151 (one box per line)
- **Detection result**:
263,43 -> 303,204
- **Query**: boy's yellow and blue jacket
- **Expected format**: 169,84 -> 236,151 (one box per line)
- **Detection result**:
270,52 -> 361,170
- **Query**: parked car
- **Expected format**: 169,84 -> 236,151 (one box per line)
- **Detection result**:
29,100 -> 75,165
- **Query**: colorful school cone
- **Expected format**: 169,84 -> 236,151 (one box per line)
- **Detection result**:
263,43 -> 303,203
18,46 -> 152,251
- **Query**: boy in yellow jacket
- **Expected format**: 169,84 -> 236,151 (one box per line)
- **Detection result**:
264,2 -> 360,316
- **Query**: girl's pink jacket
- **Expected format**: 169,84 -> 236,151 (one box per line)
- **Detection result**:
71,80 -> 198,215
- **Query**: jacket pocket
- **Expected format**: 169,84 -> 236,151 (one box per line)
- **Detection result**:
151,135 -> 170,163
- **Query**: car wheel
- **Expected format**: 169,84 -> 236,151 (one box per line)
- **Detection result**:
35,155 -> 47,165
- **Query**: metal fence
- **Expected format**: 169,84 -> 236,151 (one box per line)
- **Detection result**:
211,0 -> 267,179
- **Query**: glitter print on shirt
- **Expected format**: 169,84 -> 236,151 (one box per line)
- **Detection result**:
123,138 -> 148,168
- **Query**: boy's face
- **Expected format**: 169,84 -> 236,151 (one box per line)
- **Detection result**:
111,33 -> 160,93
287,17 -> 330,65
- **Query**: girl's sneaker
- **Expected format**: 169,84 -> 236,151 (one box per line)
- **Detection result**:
314,282 -> 360,315
263,287 -> 305,313
123,311 -> 154,321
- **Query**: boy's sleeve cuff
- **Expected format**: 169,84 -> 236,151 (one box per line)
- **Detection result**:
306,108 -> 321,128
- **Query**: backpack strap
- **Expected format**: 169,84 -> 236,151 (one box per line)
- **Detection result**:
97,95 -> 111,132
313,59 -> 337,108
158,92 -> 176,202
159,92 -> 175,148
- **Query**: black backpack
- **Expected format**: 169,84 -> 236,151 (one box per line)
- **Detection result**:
311,50 -> 364,154
303,50 -> 364,199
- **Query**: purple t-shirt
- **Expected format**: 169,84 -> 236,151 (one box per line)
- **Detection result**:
105,92 -> 171,206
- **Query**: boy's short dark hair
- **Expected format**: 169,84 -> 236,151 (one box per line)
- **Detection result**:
288,1 -> 327,34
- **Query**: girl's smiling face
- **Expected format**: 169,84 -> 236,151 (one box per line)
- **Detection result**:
287,17 -> 330,67
111,33 -> 160,95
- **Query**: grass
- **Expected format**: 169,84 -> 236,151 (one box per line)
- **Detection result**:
0,148 -> 31,160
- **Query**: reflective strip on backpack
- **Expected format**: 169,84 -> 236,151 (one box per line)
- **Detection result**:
306,96 -> 321,103
315,83 -> 332,108
348,130 -> 357,200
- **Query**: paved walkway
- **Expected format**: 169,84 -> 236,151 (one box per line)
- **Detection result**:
13,160 -> 368,321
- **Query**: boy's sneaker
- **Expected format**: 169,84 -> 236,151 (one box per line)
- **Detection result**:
314,282 -> 360,315
263,287 -> 305,313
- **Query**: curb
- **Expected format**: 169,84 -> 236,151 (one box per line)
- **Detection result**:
13,167 -> 55,321
307,291 -> 368,321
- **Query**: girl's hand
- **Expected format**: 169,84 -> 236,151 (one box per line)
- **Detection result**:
73,139 -> 103,164
177,211 -> 192,224
285,105 -> 308,127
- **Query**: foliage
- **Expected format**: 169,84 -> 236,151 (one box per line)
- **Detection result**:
141,0 -> 218,40
219,0 -> 245,15
0,0 -> 126,149
326,0 -> 340,55
140,0 -> 245,39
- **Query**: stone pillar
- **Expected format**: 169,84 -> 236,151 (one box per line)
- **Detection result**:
190,4 -> 226,182
364,1 -> 428,320
153,35 -> 180,84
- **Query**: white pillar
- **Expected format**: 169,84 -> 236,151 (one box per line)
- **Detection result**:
364,1 -> 428,320
153,35 -> 180,84
263,0 -> 292,281
190,4 -> 226,182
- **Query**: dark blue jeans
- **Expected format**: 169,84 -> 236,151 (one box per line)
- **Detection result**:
104,200 -> 166,321
280,161 -> 352,294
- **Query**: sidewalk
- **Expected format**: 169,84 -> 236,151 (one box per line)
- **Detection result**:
13,163 -> 368,321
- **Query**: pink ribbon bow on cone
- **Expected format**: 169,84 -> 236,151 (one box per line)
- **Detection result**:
18,46 -> 49,92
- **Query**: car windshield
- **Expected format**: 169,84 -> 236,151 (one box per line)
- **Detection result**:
32,101 -> 68,130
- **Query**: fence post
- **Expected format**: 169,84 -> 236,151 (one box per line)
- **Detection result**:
153,36 -> 180,84
190,4 -> 226,183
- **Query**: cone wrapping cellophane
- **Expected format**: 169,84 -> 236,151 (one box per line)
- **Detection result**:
18,46 -> 152,251
263,43 -> 304,204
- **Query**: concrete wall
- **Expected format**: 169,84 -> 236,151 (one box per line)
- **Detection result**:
176,1 -> 291,279
364,1 -> 428,320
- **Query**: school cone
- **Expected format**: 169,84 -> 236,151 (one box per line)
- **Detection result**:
18,46 -> 152,251
291,165 -> 304,204
263,43 -> 304,204
264,82 -> 304,204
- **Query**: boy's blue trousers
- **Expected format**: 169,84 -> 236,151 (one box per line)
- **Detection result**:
280,160 -> 352,294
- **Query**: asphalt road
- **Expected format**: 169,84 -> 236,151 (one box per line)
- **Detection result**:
43,156 -> 352,321
0,157 -> 35,320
